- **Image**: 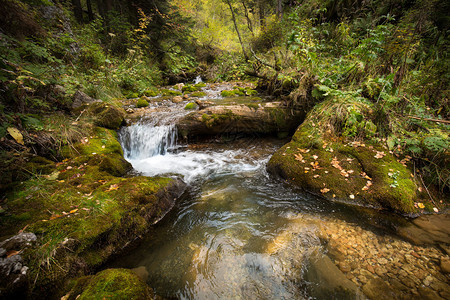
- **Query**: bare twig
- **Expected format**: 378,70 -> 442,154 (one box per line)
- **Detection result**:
419,174 -> 439,208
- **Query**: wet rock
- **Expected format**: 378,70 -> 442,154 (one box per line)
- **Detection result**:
0,232 -> 37,250
305,251 -> 364,300
195,100 -> 214,110
131,266 -> 149,282
362,278 -> 397,300
418,286 -> 445,300
339,261 -> 352,273
72,90 -> 101,109
0,255 -> 29,299
397,213 -> 450,245
87,102 -> 126,130
177,103 -> 305,139
172,96 -> 183,103
440,257 -> 450,273
66,268 -> 154,300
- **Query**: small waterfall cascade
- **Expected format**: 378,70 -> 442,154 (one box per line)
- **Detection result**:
119,123 -> 178,160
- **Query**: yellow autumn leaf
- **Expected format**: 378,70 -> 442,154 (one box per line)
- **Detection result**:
320,188 -> 330,194
418,203 -> 425,209
69,209 -> 78,214
7,127 -> 24,145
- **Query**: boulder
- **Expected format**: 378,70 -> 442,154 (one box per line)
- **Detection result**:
397,213 -> 450,245
304,251 -> 363,299
87,102 -> 126,130
176,103 -> 305,139
172,96 -> 183,103
267,98 -> 419,214
72,91 -> 101,110
65,268 -> 155,300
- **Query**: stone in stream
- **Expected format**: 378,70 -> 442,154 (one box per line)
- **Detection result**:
440,257 -> 450,273
304,250 -> 364,300
397,213 -> 450,245
177,103 -> 305,139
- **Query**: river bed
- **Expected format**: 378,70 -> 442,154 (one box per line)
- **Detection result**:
111,85 -> 449,299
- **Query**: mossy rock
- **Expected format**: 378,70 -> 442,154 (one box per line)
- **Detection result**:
268,106 -> 419,215
125,92 -> 140,99
142,89 -> 158,97
189,91 -> 206,98
184,102 -> 197,110
221,89 -> 245,97
87,102 -> 125,130
194,82 -> 206,88
136,98 -> 149,108
61,127 -> 123,159
66,269 -> 154,300
182,85 -> 202,93
159,89 -> 182,96
26,156 -> 55,175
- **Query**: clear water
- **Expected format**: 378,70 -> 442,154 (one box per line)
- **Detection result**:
114,90 -> 411,299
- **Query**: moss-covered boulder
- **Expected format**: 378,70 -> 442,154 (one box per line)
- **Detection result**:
136,98 -> 149,108
267,97 -> 420,214
177,102 -> 305,139
65,269 -> 154,300
86,102 -> 126,130
0,125 -> 186,298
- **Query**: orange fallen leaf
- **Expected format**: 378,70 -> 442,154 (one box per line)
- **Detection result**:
6,250 -> 20,258
107,184 -> 119,191
294,153 -> 303,161
320,188 -> 330,194
69,209 -> 78,214
50,214 -> 63,220
374,151 -> 386,159
418,203 -> 425,209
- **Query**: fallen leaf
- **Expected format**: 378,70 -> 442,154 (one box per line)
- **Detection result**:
433,207 -> 439,213
320,188 -> 330,194
6,250 -> 20,258
349,194 -> 355,199
46,171 -> 60,181
294,153 -> 303,161
7,127 -> 24,145
313,174 -> 320,178
50,214 -> 63,220
312,155 -> 318,160
69,209 -> 78,214
67,166 -> 73,170
107,184 -> 119,191
374,151 -> 386,159
417,203 -> 425,209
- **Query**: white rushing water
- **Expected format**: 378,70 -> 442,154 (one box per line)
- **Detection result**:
118,110 -> 264,183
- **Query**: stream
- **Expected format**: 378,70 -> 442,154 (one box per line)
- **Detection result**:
112,84 -> 449,299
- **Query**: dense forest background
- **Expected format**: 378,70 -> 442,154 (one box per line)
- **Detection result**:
0,0 -> 449,195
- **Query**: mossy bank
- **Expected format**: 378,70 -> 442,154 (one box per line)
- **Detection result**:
267,96 -> 437,215
0,122 -> 186,299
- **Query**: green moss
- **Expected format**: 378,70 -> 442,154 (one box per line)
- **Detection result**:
26,156 -> 55,175
246,103 -> 259,110
189,91 -> 206,97
69,269 -> 153,300
200,110 -> 236,128
126,92 -> 140,99
62,127 -> 123,159
87,102 -> 125,130
160,89 -> 182,96
136,98 -> 149,108
182,84 -> 202,93
184,102 -> 197,110
245,88 -> 258,96
195,82 -> 207,88
268,98 -> 419,214
142,89 -> 158,97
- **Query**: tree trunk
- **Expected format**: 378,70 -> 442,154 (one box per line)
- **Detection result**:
259,0 -> 265,27
72,0 -> 83,23
276,0 -> 283,19
86,0 -> 94,21
225,0 -> 249,61
241,0 -> 254,36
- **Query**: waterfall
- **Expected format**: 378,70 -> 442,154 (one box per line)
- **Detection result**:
119,123 -> 178,160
